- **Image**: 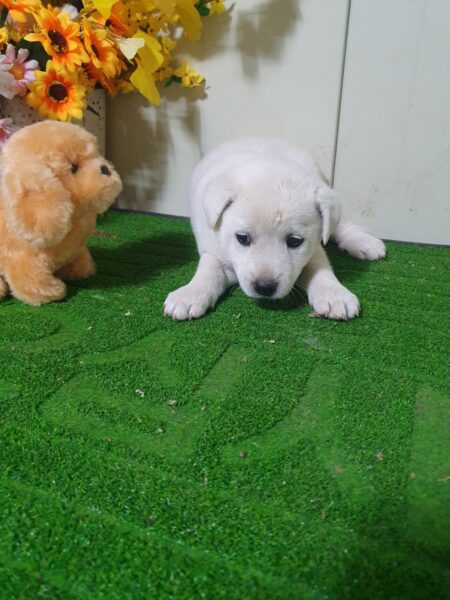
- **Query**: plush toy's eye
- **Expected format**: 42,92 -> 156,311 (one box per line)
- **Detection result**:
286,234 -> 304,248
71,163 -> 79,174
235,232 -> 251,247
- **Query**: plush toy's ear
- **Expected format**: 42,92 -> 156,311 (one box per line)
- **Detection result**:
203,176 -> 235,230
3,162 -> 73,247
314,185 -> 341,244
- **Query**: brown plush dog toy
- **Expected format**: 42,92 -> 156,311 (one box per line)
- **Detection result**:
0,121 -> 122,305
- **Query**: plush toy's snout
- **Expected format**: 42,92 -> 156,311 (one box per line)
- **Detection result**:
70,154 -> 122,215
0,120 -> 122,306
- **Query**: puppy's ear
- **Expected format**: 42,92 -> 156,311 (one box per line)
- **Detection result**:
314,186 -> 341,244
203,176 -> 235,230
3,162 -> 73,247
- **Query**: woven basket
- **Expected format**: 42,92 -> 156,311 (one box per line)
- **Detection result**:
0,89 -> 106,154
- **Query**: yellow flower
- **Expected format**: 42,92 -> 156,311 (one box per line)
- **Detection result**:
148,10 -> 178,34
175,0 -> 202,41
25,7 -> 88,72
129,30 -> 163,105
82,18 -> 125,79
0,0 -> 39,24
174,59 -> 204,87
26,65 -> 86,121
85,61 -> 118,96
95,1 -> 134,37
0,27 -> 9,49
116,78 -> 134,94
154,35 -> 177,78
209,0 -> 225,15
154,65 -> 173,82
160,35 -> 177,55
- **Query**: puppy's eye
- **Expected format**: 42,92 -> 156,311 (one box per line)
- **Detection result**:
286,235 -> 304,249
71,163 -> 79,174
235,232 -> 251,247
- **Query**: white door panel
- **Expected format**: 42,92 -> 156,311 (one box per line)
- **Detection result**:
334,0 -> 450,244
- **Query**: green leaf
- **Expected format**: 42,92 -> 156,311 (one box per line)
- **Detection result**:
195,0 -> 210,16
0,7 -> 8,27
164,75 -> 182,88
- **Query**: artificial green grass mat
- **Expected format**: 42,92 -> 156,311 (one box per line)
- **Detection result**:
0,210 -> 449,599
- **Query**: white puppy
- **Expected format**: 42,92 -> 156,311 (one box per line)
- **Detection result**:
164,138 -> 385,321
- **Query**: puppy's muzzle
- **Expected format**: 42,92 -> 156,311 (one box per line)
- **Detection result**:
253,279 -> 278,297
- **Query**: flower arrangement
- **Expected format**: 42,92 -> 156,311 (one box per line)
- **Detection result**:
0,0 -> 224,138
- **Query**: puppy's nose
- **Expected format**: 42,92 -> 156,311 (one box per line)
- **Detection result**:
253,279 -> 278,297
100,164 -> 111,176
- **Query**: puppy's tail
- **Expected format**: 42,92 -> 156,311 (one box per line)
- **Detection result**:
332,221 -> 386,261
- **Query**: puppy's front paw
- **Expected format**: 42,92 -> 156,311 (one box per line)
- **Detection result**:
164,285 -> 214,321
339,232 -> 386,261
309,284 -> 360,321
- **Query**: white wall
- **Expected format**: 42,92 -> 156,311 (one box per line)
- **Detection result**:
333,0 -> 450,245
107,0 -> 450,245
107,0 -> 350,215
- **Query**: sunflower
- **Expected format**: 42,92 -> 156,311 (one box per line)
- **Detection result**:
84,61 -> 118,96
82,18 -> 125,80
25,6 -> 88,72
96,1 -> 133,38
0,0 -> 40,24
26,65 -> 86,121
